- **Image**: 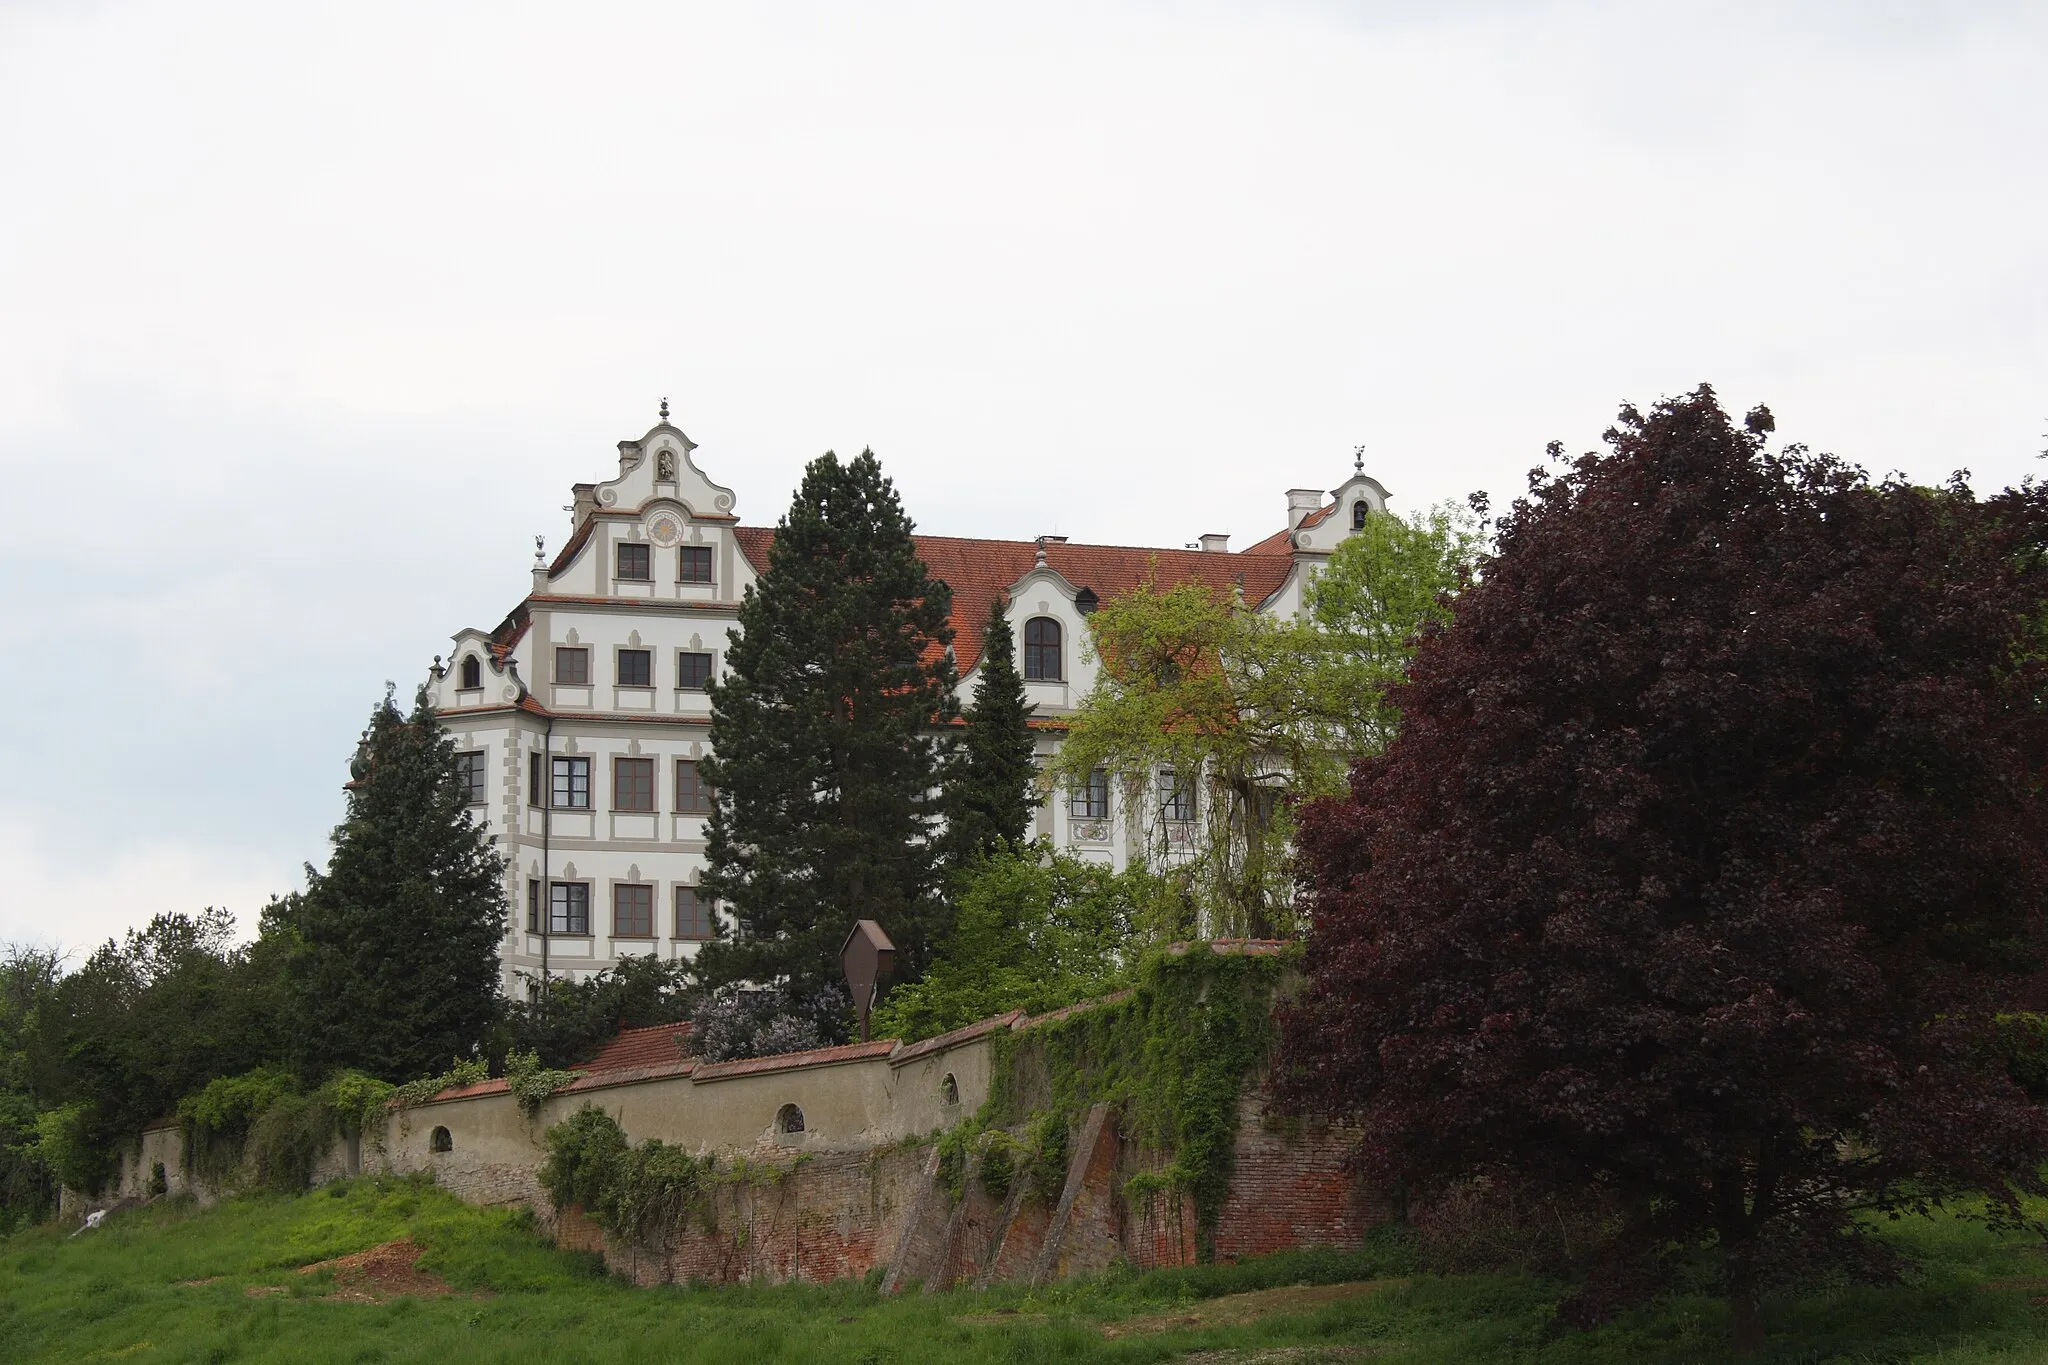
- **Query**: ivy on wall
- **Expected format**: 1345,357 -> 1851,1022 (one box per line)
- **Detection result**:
972,942 -> 1298,1258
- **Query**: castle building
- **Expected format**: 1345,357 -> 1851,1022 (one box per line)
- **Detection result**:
425,409 -> 1388,994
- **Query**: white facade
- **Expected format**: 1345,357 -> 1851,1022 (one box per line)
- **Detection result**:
426,411 -> 1386,994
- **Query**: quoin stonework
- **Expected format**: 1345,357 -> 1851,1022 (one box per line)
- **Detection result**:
426,407 -> 1390,994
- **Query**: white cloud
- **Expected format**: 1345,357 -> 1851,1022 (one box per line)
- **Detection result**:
0,821 -> 302,961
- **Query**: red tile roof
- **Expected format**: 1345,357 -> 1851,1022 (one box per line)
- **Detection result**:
579,1023 -> 693,1073
689,1038 -> 899,1082
732,530 -> 1299,672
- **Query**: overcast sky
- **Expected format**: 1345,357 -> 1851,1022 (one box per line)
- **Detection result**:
2,0 -> 2042,959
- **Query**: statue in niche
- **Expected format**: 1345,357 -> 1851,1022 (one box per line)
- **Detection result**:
657,450 -> 676,482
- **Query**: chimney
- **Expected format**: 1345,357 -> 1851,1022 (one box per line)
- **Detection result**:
571,483 -> 598,529
1198,533 -> 1229,553
1286,489 -> 1324,530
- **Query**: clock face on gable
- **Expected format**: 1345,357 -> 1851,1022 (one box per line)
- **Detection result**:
646,510 -> 685,547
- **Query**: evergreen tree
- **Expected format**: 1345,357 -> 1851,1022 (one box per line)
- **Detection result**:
947,596 -> 1037,863
292,685 -> 506,1081
697,450 -> 959,1028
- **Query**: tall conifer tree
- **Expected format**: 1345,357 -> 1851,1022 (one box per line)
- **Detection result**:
698,451 -> 959,1022
292,686 -> 506,1081
948,596 -> 1037,863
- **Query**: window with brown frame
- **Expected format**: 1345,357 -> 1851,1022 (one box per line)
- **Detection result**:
551,755 -> 591,809
613,757 -> 655,812
617,542 -> 652,581
527,878 -> 541,932
455,750 -> 488,806
549,882 -> 591,935
459,655 -> 482,689
675,886 -> 713,940
617,648 -> 653,687
613,883 -> 654,938
675,759 -> 714,814
1159,768 -> 1197,823
1024,617 -> 1062,681
678,545 -> 713,584
1070,767 -> 1109,820
677,650 -> 713,690
555,647 -> 590,685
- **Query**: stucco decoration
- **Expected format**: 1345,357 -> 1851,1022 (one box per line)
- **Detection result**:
647,510 -> 685,547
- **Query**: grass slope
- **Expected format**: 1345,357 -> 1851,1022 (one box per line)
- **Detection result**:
3,1178 -> 2047,1364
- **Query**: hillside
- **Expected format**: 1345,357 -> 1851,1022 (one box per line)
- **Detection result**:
4,1178 -> 2048,1363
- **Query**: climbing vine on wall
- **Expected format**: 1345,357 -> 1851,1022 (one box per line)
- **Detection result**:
976,942 -> 1297,1258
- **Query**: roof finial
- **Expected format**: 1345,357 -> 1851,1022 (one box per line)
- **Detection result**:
659,396 -> 670,422
534,534 -> 546,568
1034,534 -> 1048,569
1353,444 -> 1365,474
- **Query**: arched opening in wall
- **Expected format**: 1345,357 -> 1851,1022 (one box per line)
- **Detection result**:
940,1074 -> 959,1107
460,655 -> 482,688
148,1162 -> 167,1197
776,1104 -> 805,1135
430,1126 -> 453,1154
1352,500 -> 1369,530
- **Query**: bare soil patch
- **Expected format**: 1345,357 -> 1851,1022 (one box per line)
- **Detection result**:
296,1239 -> 456,1303
173,1276 -> 220,1287
1101,1281 -> 1402,1339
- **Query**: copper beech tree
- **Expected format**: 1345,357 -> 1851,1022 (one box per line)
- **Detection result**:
1281,387 -> 2048,1354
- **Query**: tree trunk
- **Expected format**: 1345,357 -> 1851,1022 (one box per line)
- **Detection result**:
1725,1241 -> 1765,1356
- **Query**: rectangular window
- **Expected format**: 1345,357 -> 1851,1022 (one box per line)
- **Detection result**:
455,750 -> 488,806
549,882 -> 591,935
675,759 -> 714,814
613,883 -> 654,938
675,886 -> 714,940
613,757 -> 655,812
677,650 -> 713,690
1159,768 -> 1196,823
555,647 -> 589,685
617,542 -> 652,581
1070,767 -> 1109,820
529,752 -> 543,807
678,545 -> 713,584
617,648 -> 653,687
527,878 -> 541,932
551,756 -> 591,809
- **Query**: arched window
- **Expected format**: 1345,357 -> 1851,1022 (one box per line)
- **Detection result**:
1074,588 -> 1099,616
430,1126 -> 453,1154
1352,500 -> 1369,530
1023,617 -> 1062,681
941,1074 -> 960,1107
460,655 -> 482,689
776,1104 -> 806,1135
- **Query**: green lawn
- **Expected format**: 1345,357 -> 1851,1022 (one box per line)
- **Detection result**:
4,1178 -> 2048,1364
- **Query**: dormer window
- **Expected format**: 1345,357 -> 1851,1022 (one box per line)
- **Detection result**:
1352,501 -> 1368,530
1024,617 -> 1063,682
617,542 -> 652,581
459,656 -> 482,689
1074,588 -> 1099,616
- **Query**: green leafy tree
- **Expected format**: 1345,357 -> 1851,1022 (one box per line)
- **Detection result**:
0,946 -> 60,1230
1049,506 -> 1479,938
291,685 -> 507,1081
947,596 -> 1038,864
697,450 -> 960,1030
503,954 -> 694,1068
871,846 -> 1160,1041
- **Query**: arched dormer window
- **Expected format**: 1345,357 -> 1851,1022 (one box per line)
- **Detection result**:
1074,588 -> 1099,616
459,656 -> 482,689
430,1126 -> 453,1153
1352,500 -> 1369,531
1024,617 -> 1063,682
776,1104 -> 805,1135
